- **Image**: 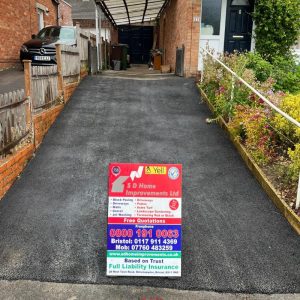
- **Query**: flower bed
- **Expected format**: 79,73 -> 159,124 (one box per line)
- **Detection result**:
199,52 -> 300,217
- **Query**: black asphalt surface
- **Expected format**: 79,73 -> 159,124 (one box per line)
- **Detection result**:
0,76 -> 299,293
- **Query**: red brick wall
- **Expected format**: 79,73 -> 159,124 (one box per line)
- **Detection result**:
0,144 -> 35,199
0,0 -> 58,70
64,82 -> 78,102
159,0 -> 200,77
59,0 -> 72,26
111,26 -> 119,45
33,104 -> 64,147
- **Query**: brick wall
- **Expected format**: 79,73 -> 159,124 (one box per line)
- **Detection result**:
64,82 -> 79,102
59,0 -> 72,26
33,104 -> 64,147
0,144 -> 35,199
111,26 -> 119,45
159,0 -> 201,77
0,0 -> 58,70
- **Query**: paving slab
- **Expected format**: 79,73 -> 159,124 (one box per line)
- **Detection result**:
0,76 -> 299,294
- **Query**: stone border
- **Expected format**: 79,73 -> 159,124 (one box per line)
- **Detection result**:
199,87 -> 300,235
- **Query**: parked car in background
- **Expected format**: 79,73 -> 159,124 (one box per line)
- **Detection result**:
20,26 -> 76,66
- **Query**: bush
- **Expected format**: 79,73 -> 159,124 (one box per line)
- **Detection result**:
287,144 -> 300,182
273,93 -> 300,143
246,52 -> 273,82
271,56 -> 300,94
245,52 -> 300,94
228,106 -> 275,165
253,0 -> 300,61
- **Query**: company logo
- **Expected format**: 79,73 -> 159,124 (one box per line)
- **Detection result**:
111,166 -> 121,176
130,166 -> 144,181
145,166 -> 167,175
168,167 -> 180,180
169,199 -> 179,210
40,48 -> 46,55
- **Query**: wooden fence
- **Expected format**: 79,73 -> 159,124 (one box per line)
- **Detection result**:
1,26 -> 96,155
0,89 -> 30,155
31,65 -> 60,110
60,44 -> 80,80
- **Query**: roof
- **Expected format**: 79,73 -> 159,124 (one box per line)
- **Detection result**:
67,0 -> 105,20
95,0 -> 169,26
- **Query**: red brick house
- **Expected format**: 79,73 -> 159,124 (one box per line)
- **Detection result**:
0,0 -> 72,70
94,0 -> 258,77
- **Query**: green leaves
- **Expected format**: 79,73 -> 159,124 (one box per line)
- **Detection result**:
253,0 -> 300,62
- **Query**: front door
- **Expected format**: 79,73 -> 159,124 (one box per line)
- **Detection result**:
224,0 -> 254,53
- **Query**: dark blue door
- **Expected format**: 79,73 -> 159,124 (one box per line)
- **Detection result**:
224,0 -> 254,53
119,26 -> 153,64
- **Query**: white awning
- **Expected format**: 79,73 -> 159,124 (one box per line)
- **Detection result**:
95,0 -> 168,26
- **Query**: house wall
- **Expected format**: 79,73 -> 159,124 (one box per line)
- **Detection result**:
0,0 -> 72,70
59,0 -> 72,26
159,0 -> 201,77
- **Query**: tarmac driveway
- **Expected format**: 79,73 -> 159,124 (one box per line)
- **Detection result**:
0,76 -> 299,293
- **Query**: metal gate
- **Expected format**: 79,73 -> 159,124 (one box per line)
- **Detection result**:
175,45 -> 185,77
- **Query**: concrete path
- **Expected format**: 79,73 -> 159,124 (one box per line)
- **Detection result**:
0,76 -> 299,295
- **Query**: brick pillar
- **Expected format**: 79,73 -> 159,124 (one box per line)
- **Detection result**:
191,0 -> 201,76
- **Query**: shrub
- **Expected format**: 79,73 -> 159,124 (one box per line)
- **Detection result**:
287,144 -> 300,182
253,0 -> 300,61
271,56 -> 300,94
246,52 -> 273,82
228,106 -> 275,165
273,93 -> 300,143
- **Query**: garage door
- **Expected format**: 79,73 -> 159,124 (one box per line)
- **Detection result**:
119,26 -> 153,64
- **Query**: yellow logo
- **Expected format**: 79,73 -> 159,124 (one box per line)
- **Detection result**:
145,166 -> 167,175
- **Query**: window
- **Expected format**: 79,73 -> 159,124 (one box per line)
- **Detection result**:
201,0 -> 222,35
231,0 -> 250,6
59,28 -> 76,41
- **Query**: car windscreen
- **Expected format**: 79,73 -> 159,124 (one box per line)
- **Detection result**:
37,27 -> 60,39
36,27 -> 75,41
59,28 -> 75,41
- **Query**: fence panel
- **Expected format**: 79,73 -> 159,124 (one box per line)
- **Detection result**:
31,65 -> 59,110
61,45 -> 80,78
0,89 -> 30,154
79,33 -> 89,67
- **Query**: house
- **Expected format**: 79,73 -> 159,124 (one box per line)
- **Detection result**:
67,0 -> 118,44
0,0 -> 72,70
96,0 -> 293,76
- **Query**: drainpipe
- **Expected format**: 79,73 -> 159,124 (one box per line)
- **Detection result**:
99,6 -> 102,70
56,0 -> 60,25
95,5 -> 100,71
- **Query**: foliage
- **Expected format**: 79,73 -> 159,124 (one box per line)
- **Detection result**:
287,144 -> 300,182
253,0 -> 300,61
245,52 -> 300,93
273,93 -> 300,143
271,56 -> 300,94
228,106 -> 275,165
246,52 -> 273,82
200,51 -> 300,186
